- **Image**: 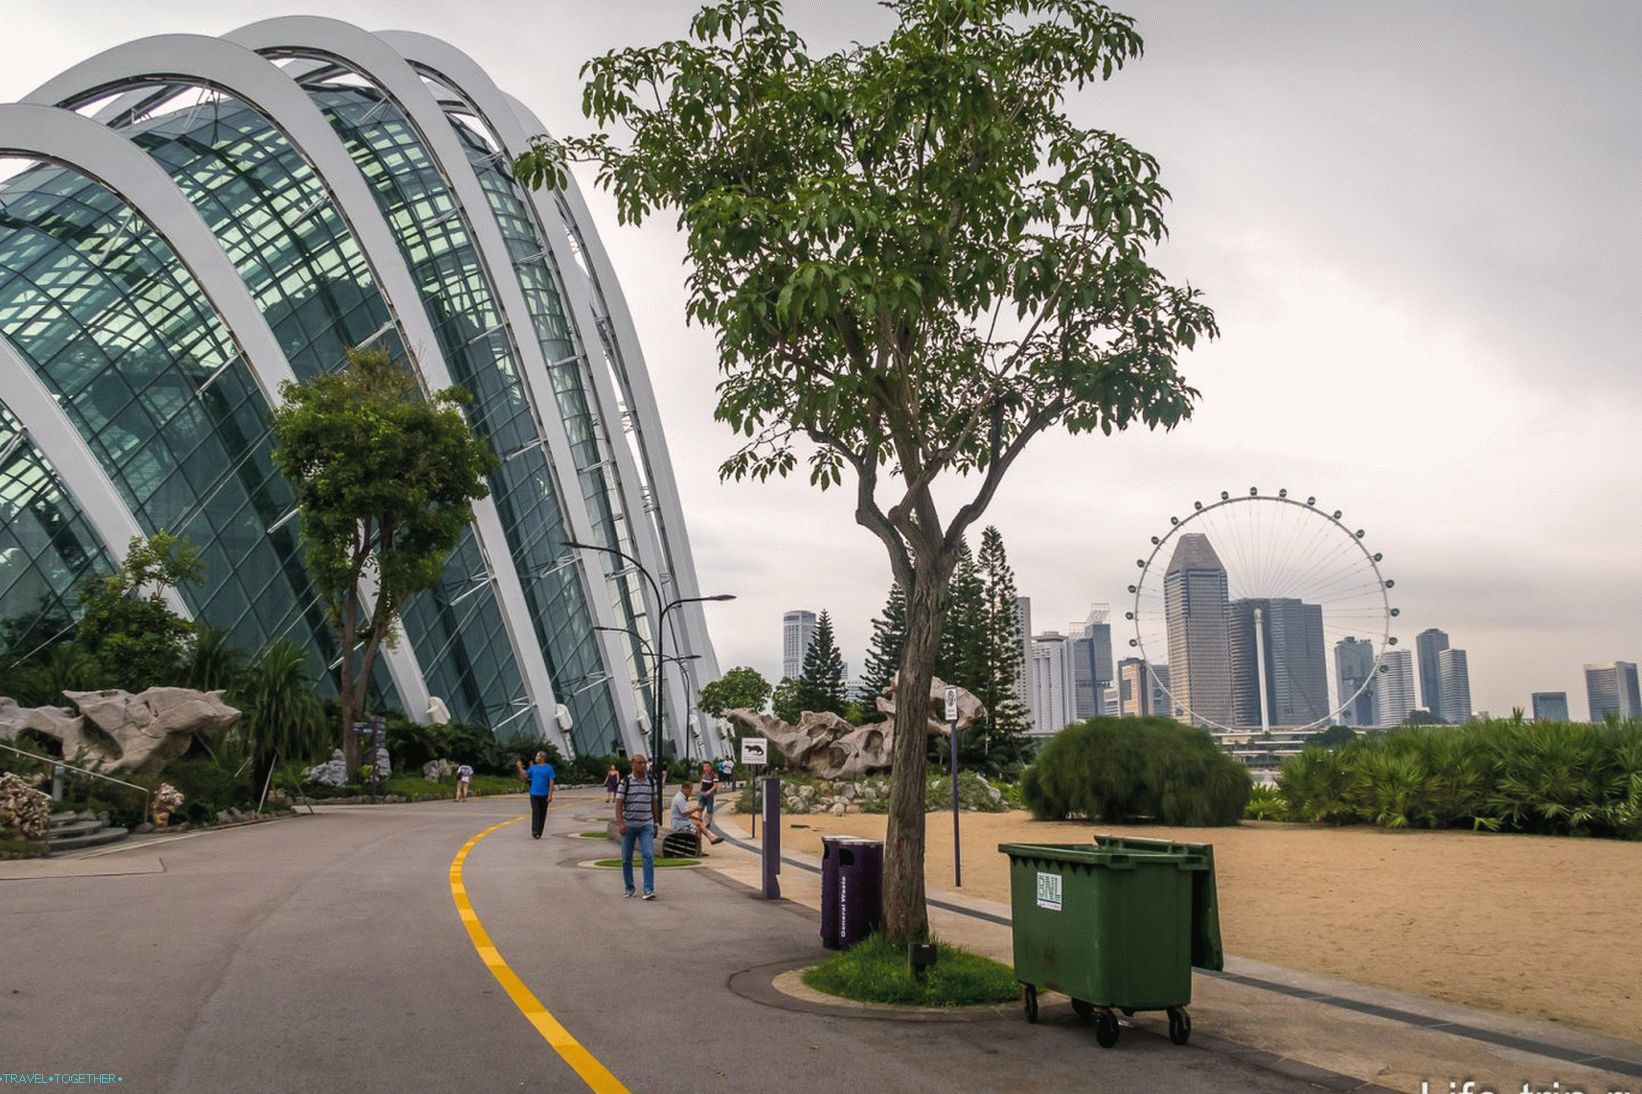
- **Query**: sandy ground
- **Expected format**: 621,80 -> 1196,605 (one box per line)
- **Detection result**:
767,809 -> 1642,1040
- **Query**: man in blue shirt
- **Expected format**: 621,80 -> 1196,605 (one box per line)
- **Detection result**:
515,751 -> 556,839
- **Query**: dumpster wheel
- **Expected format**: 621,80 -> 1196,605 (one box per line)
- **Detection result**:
1021,984 -> 1038,1024
1093,1008 -> 1120,1048
1070,999 -> 1094,1022
1167,1006 -> 1192,1046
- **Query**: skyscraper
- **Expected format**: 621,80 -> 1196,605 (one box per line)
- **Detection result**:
782,610 -> 817,680
1585,662 -> 1642,721
1151,664 -> 1176,719
1116,657 -> 1150,717
1228,598 -> 1328,728
1438,648 -> 1473,723
1375,649 -> 1417,724
1069,606 -> 1114,719
1163,534 -> 1235,728
1015,596 -> 1034,729
1334,636 -> 1378,727
1415,628 -> 1450,720
1531,692 -> 1570,722
1031,631 -> 1077,737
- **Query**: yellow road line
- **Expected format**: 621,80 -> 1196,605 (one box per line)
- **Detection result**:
450,816 -> 628,1093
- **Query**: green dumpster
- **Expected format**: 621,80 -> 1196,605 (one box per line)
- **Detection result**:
998,836 -> 1222,1048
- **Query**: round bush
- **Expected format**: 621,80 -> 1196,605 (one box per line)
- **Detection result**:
1021,717 -> 1250,826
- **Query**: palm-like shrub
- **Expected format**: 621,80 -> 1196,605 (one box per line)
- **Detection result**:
1275,720 -> 1642,839
229,639 -> 328,770
1022,717 -> 1249,826
186,625 -> 248,693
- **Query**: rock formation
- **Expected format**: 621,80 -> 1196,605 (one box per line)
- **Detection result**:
725,675 -> 985,779
0,771 -> 52,840
0,688 -> 240,775
303,750 -> 349,788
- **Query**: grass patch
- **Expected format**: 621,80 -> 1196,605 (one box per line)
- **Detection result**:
591,857 -> 698,868
374,774 -> 520,801
0,836 -> 46,858
802,933 -> 1018,1007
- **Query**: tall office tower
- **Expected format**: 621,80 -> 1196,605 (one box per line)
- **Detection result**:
1227,598 -> 1328,728
1374,649 -> 1417,724
1015,596 -> 1035,729
1069,606 -> 1115,718
1031,631 -> 1077,737
1334,636 -> 1378,727
1151,664 -> 1176,719
1531,692 -> 1570,722
1585,661 -> 1642,721
1437,648 -> 1473,723
1415,628 -> 1450,720
1163,534 -> 1235,728
1101,685 -> 1120,715
782,610 -> 818,680
1116,657 -> 1150,716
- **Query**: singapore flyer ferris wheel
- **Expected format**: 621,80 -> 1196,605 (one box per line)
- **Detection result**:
1125,489 -> 1398,734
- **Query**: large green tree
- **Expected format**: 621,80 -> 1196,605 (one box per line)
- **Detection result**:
517,0 -> 1216,942
269,349 -> 496,776
797,609 -> 847,716
697,665 -> 773,717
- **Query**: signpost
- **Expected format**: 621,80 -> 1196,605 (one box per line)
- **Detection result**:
946,686 -> 961,888
741,737 -> 767,836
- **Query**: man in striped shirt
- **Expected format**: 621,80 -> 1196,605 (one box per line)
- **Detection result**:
615,754 -> 659,900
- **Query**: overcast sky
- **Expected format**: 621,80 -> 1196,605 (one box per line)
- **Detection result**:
3,1 -> 1638,719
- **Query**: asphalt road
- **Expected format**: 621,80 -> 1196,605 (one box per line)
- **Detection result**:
1,792 -> 1343,1093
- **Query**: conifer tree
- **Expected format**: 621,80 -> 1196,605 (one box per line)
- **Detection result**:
978,525 -> 1033,768
860,582 -> 907,719
798,610 -> 847,716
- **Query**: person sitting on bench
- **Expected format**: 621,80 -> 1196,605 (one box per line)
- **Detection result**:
668,780 -> 722,853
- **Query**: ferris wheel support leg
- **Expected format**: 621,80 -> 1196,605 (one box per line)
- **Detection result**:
1254,605 -> 1272,734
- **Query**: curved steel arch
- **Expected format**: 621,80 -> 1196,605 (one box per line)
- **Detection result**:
26,37 -> 580,747
225,16 -> 645,752
373,29 -> 714,754
0,339 -> 188,619
501,93 -> 727,717
0,100 -> 433,716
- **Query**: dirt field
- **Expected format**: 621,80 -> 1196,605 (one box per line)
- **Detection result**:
772,809 -> 1642,1040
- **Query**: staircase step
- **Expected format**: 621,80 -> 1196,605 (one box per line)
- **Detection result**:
47,826 -> 129,853
49,809 -> 98,827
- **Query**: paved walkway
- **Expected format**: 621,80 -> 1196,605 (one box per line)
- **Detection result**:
3,790 -> 1638,1094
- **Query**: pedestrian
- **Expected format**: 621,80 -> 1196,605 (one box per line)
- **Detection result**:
604,764 -> 620,803
720,756 -> 735,791
698,761 -> 719,822
671,779 -> 723,849
455,761 -> 474,802
515,751 -> 556,839
615,754 -> 659,899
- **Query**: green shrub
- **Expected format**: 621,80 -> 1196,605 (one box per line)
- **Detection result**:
1022,717 -> 1250,826
1276,720 -> 1642,839
157,758 -> 257,824
1244,784 -> 1286,821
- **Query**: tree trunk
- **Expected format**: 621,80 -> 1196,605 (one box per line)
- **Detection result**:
339,590 -> 360,779
881,561 -> 945,944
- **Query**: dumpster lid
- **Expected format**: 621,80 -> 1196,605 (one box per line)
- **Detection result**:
997,841 -> 1208,871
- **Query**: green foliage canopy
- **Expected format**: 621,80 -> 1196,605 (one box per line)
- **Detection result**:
798,609 -> 848,716
697,665 -> 772,716
76,532 -> 202,693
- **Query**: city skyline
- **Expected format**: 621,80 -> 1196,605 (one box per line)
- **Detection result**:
13,3 -> 1629,718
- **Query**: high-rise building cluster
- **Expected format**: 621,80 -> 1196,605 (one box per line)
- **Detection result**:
1026,606 -> 1114,738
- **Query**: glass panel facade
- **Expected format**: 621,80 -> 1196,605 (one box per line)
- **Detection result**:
98,85 -> 526,732
0,163 -> 329,663
0,399 -> 114,652
295,74 -> 619,752
440,103 -> 657,732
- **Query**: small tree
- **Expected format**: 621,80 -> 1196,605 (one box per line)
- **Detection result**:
269,349 -> 497,777
77,531 -> 202,692
770,676 -> 805,726
517,0 -> 1216,942
798,610 -> 847,716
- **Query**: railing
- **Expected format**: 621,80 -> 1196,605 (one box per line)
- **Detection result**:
0,740 -> 152,855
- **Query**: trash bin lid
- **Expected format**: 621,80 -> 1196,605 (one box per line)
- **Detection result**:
997,842 -> 1206,871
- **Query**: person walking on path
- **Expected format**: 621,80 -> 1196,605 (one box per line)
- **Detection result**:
515,751 -> 556,839
697,761 -> 718,822
603,764 -> 620,803
455,762 -> 474,802
616,754 -> 659,899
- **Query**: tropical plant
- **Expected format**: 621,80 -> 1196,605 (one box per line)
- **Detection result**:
1243,784 -> 1286,821
76,531 -> 202,692
229,639 -> 329,773
269,347 -> 497,777
514,0 -> 1217,944
186,625 -> 249,693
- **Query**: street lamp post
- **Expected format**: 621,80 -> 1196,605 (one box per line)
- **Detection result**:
564,539 -> 733,816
